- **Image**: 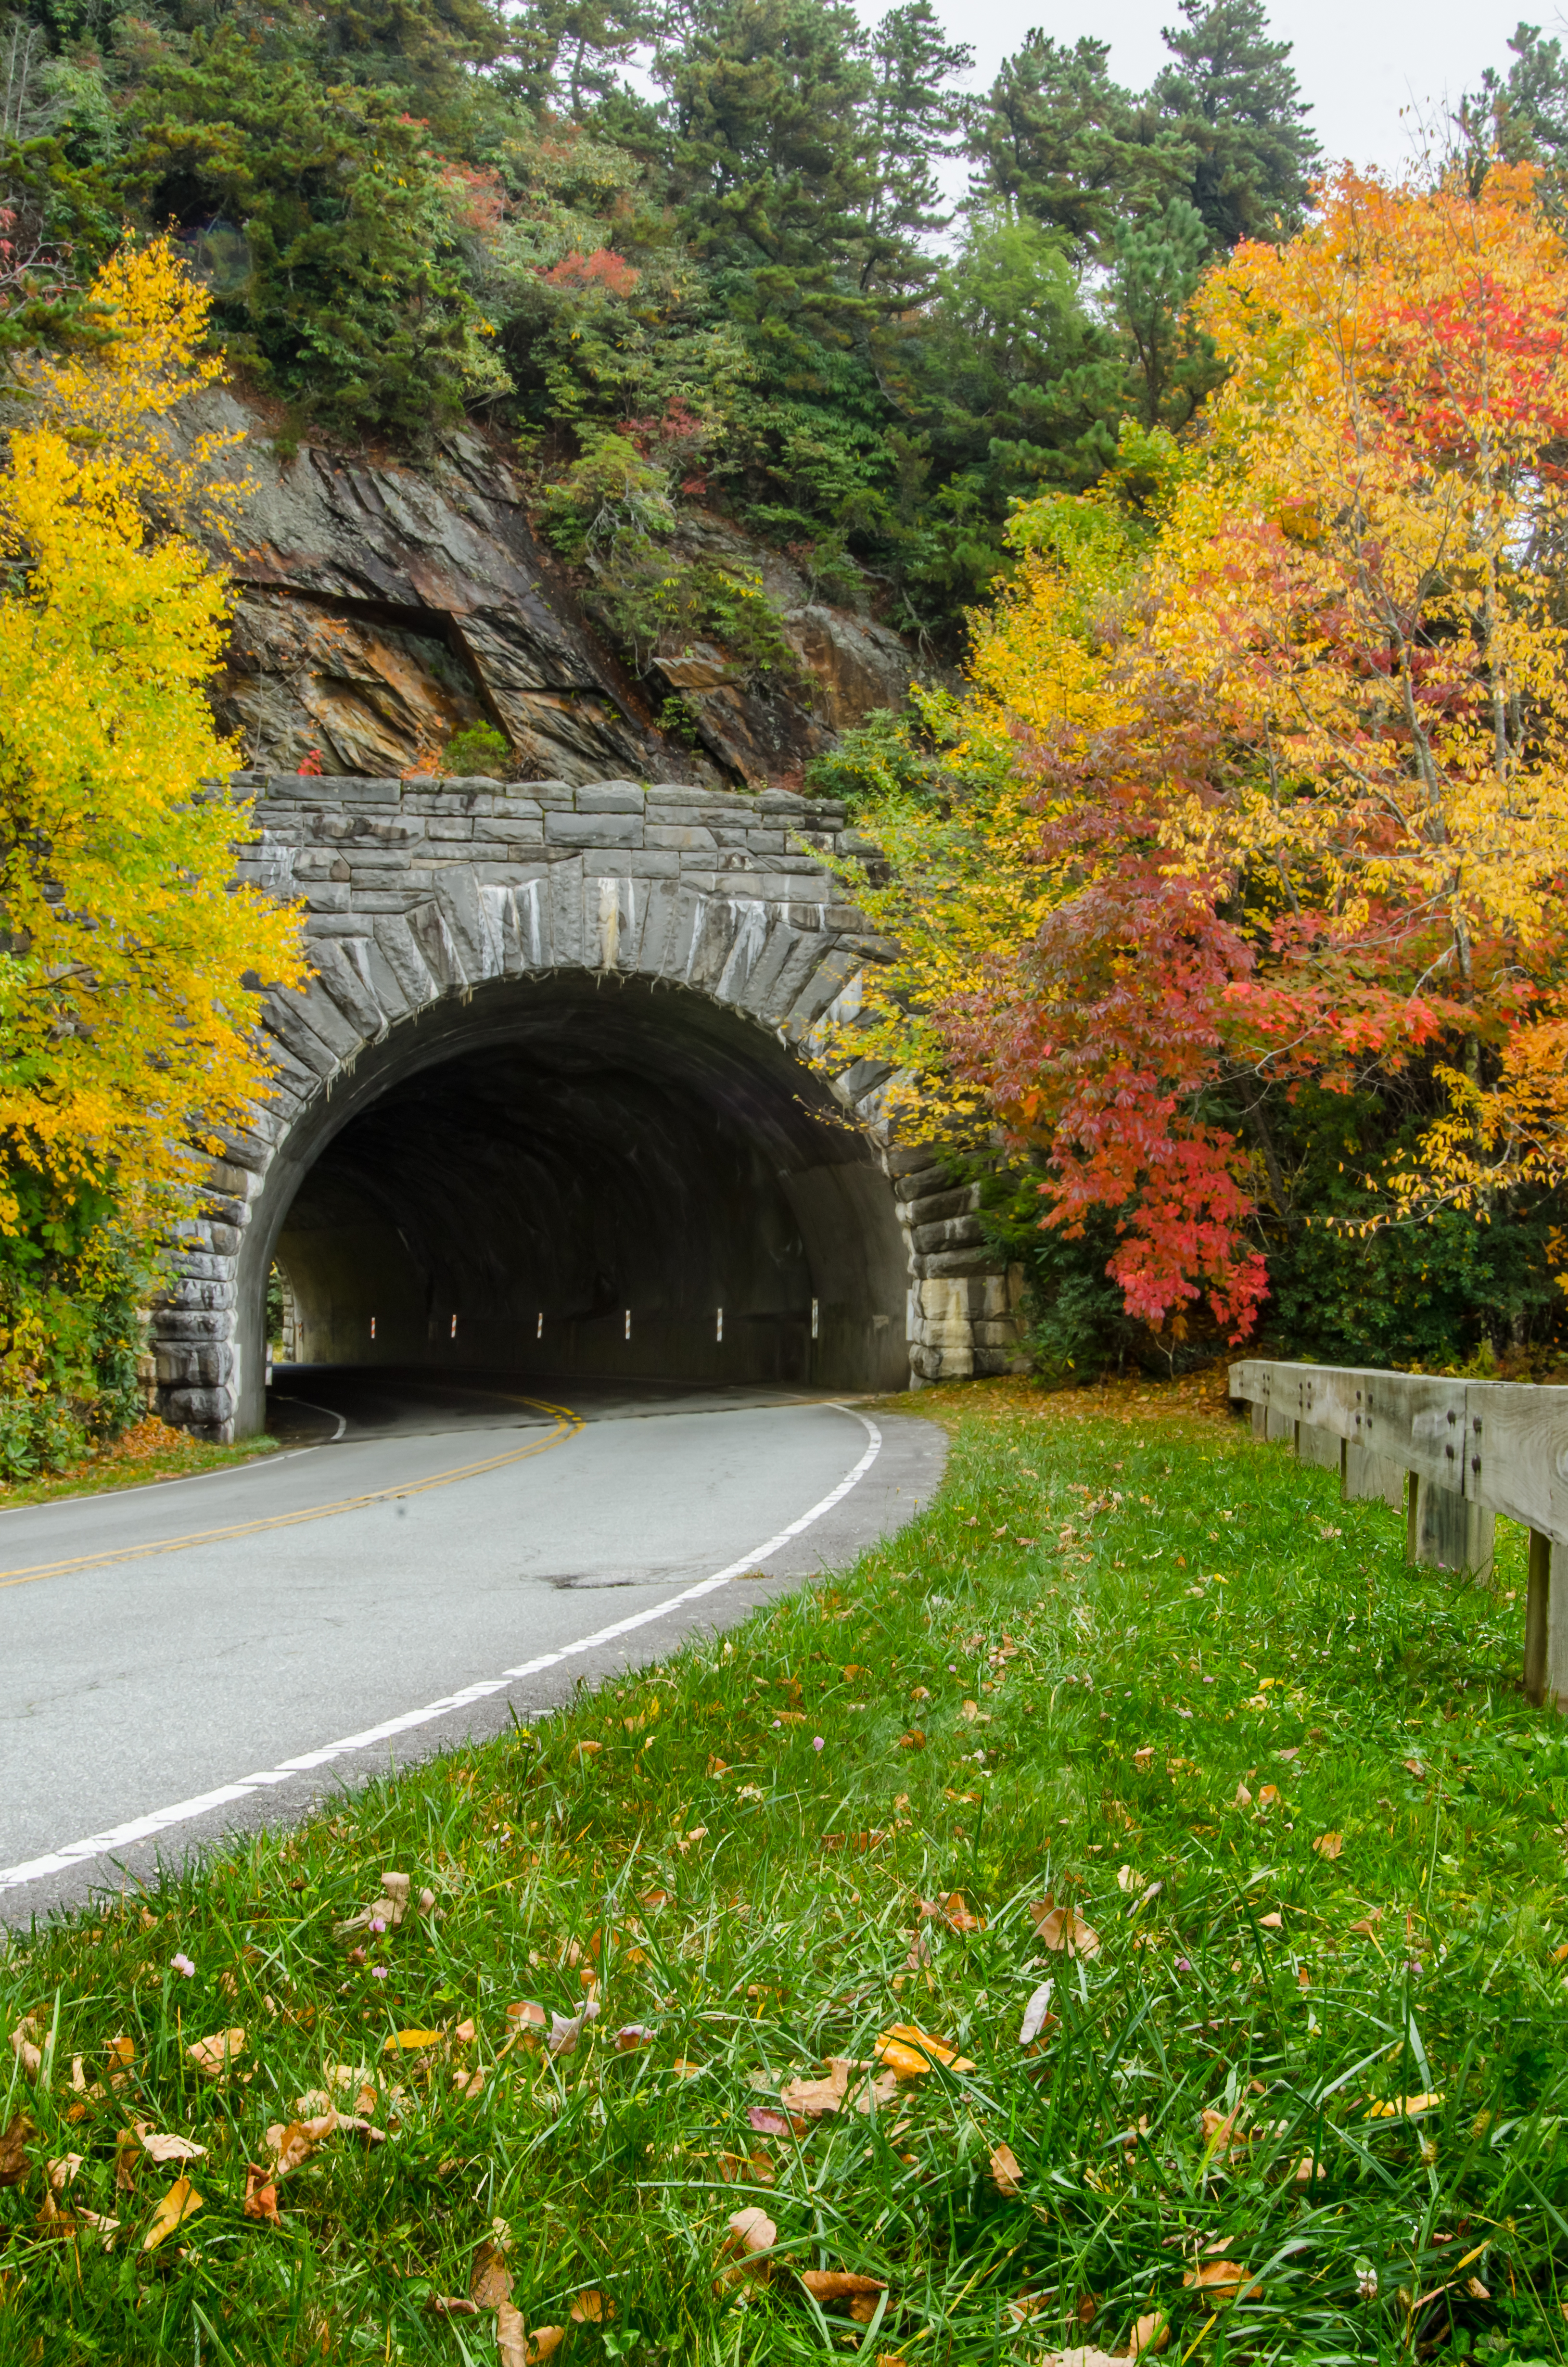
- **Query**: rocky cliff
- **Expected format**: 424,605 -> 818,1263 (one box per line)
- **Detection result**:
206,394 -> 919,785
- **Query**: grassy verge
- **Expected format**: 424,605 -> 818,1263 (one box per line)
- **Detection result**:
0,1417 -> 282,1513
3,1378 -> 1567,2365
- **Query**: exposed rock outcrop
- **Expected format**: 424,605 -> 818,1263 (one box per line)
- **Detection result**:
203,396 -> 923,785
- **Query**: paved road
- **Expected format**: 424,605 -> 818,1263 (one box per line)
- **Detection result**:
0,1370 -> 945,1922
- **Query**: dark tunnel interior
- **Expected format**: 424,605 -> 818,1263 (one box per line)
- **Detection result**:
242,975 -> 911,1427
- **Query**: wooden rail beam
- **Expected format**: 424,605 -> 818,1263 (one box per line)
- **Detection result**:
1229,1358 -> 1568,1709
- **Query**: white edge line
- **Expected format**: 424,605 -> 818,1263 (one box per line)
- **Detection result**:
0,1409 -> 883,1896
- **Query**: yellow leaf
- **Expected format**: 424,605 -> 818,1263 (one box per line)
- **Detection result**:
382,2028 -> 443,2053
186,2028 -> 245,2079
873,2024 -> 975,2078
142,2176 -> 202,2252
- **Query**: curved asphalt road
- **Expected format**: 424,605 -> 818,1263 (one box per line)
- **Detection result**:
0,1370 -> 945,1922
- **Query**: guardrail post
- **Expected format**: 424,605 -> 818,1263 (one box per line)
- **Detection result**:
1407,1474 -> 1495,1583
1526,1532 -> 1568,1708
1297,1422 -> 1340,1471
1342,1441 -> 1405,1509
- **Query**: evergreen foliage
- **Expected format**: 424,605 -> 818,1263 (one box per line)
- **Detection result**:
0,0 -> 1319,638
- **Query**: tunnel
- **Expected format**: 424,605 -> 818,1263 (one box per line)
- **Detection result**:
231,971 -> 912,1432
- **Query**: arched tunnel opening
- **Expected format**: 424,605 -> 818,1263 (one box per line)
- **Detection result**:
236,973 -> 912,1432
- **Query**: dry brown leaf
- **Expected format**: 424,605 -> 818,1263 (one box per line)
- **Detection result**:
1348,1910 -> 1382,1937
640,1887 -> 673,1910
0,2113 -> 33,2189
569,2290 -> 613,2323
548,2001 -> 599,2059
9,2018 -> 42,2079
1233,1782 -> 1253,1807
1183,2260 -> 1261,2300
989,2141 -> 1023,2197
873,2024 -> 975,2079
1313,1832 -> 1344,1860
46,2152 -> 83,2195
958,1699 -> 981,1722
780,2057 -> 897,2117
187,2028 -> 246,2080
935,1891 -> 984,1933
142,2176 -> 203,2252
496,2303 -> 528,2367
898,1730 -> 926,1751
1033,2351 -> 1127,2367
1019,1979 -> 1058,2048
1257,1784 -> 1280,1811
1133,1746 -> 1155,1771
1258,1912 -> 1283,1930
470,2239 -> 514,2309
429,2297 -> 480,2318
1128,2312 -> 1170,2355
1030,1900 -> 1102,1960
800,2269 -> 888,2325
1199,2107 -> 1252,2164
717,2204 -> 778,2286
244,2163 -> 281,2225
140,2129 -> 207,2164
524,2328 -> 565,2364
265,2110 -> 386,2174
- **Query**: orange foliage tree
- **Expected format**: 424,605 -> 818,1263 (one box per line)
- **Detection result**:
867,164 -> 1568,1346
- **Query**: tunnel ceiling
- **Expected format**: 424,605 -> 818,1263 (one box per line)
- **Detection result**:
270,975 -> 909,1388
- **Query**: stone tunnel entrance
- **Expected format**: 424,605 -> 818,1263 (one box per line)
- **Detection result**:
153,771 -> 1021,1440
237,973 -> 911,1433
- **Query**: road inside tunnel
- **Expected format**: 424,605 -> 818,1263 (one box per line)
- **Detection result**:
244,973 -> 911,1433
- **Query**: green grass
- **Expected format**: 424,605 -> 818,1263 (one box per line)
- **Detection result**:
0,1424 -> 282,1514
4,1379 -> 1568,2366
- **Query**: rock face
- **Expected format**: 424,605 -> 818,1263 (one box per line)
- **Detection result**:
204,397 -> 923,786
155,770 -> 1025,1439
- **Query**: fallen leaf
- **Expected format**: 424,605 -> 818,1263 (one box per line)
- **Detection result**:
576,1741 -> 602,1758
934,1891 -> 983,1933
898,1731 -> 926,1751
959,1699 -> 980,1722
1348,1909 -> 1383,1937
1019,1980 -> 1058,2048
524,2327 -> 565,2364
1133,1747 -> 1155,1771
1292,2153 -> 1326,2186
1128,2312 -> 1170,2355
1313,1831 -> 1344,1860
244,2163 -> 281,2225
781,2058 -> 898,2117
1257,1784 -> 1280,1811
1367,2092 -> 1444,2119
720,2205 -> 778,2281
186,2028 -> 246,2080
640,1888 -> 673,1910
873,2024 -> 975,2079
266,2115 -> 334,2174
671,2058 -> 705,2078
46,2152 -> 83,2195
429,2297 -> 480,2318
614,2023 -> 653,2052
801,2269 -> 888,2324
989,2141 -> 1023,2197
549,2001 -> 599,2058
382,2027 -> 443,2054
1200,2107 -> 1252,2163
142,2176 -> 203,2252
1030,1900 -> 1101,1960
9,2018 -> 42,2078
140,2130 -> 207,2164
470,2239 -> 514,2309
747,2105 -> 793,2136
0,2113 -> 33,2188
1183,2260 -> 1261,2300
1233,1782 -> 1253,1807
569,2291 -> 613,2323
1006,2291 -> 1054,2328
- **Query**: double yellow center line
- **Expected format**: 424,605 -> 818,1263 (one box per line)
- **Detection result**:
0,1396 -> 583,1591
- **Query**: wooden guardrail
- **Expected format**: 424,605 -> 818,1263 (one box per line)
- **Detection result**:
1228,1359 -> 1568,1712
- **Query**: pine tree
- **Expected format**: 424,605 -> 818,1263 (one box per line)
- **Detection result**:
1151,0 -> 1318,248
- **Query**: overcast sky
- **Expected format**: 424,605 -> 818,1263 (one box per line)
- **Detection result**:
848,0 -> 1544,181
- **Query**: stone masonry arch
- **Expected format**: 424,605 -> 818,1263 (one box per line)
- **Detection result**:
154,772 -> 1025,1438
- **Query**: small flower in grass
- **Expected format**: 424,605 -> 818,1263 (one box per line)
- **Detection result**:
812,1736 -> 825,1752
372,1966 -> 389,1980
1174,1957 -> 1191,1973
171,1953 -> 195,1978
370,1918 -> 386,1934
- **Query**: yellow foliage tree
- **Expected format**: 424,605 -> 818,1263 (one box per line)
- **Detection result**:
0,239 -> 305,1236
829,167 -> 1568,1346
